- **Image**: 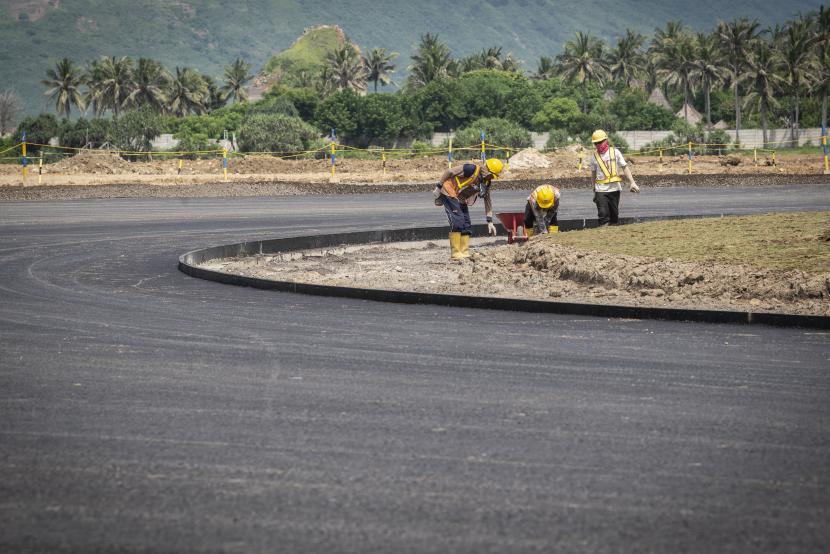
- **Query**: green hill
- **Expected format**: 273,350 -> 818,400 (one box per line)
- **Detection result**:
2,0 -> 826,116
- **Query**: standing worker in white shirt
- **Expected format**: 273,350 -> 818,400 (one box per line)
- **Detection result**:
588,130 -> 640,226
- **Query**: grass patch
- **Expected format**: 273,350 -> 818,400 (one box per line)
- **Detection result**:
551,212 -> 830,273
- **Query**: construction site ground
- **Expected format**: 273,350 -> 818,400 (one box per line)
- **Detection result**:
203,213 -> 830,318
1,148 -> 828,196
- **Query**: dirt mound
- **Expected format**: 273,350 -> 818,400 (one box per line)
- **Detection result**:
507,148 -> 552,170
49,150 -> 136,175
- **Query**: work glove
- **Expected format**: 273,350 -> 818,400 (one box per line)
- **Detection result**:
629,182 -> 640,193
433,185 -> 443,206
487,222 -> 497,236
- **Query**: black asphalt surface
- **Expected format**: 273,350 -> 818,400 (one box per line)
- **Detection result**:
1,185 -> 829,553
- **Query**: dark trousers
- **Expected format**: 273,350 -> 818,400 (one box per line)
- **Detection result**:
523,202 -> 558,231
442,195 -> 472,234
594,190 -> 620,226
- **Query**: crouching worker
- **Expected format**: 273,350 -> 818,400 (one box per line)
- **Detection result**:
432,158 -> 503,259
524,184 -> 561,237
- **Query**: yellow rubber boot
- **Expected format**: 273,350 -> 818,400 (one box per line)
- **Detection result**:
449,232 -> 463,260
526,228 -> 534,238
460,234 -> 471,258
548,225 -> 559,233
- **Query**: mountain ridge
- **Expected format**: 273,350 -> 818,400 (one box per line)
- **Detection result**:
3,0 -> 825,115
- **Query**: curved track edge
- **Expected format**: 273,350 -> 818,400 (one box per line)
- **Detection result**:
179,216 -> 830,330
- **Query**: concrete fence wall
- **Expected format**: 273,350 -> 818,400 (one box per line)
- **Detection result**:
430,128 -> 828,151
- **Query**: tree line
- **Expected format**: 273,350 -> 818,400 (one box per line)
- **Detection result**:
5,8 -> 829,155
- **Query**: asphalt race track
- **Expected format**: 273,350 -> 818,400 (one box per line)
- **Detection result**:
1,185 -> 829,553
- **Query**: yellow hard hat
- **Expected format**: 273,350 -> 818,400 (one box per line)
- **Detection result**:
536,185 -> 555,209
485,158 -> 504,177
591,129 -> 608,143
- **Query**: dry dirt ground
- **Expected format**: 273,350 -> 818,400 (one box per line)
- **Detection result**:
202,213 -> 830,317
1,147 -> 827,190
2,148 -> 828,201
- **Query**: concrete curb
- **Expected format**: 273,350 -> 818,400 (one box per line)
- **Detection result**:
179,217 -> 830,330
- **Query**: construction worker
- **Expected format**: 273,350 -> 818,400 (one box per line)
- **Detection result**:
433,158 -> 503,259
589,130 -> 639,226
524,184 -> 560,236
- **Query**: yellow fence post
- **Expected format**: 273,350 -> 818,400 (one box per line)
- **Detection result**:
177,158 -> 183,181
381,147 -> 386,175
330,141 -> 336,177
577,151 -> 583,171
222,148 -> 228,182
21,133 -> 27,184
772,151 -> 777,168
822,130 -> 828,175
38,154 -> 43,185
687,141 -> 692,174
480,132 -> 485,163
447,137 -> 453,168
754,148 -> 757,166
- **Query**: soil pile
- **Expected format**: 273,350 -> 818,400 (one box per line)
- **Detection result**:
49,151 -> 135,175
507,148 -> 552,170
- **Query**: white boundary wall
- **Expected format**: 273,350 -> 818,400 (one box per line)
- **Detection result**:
431,128 -> 828,150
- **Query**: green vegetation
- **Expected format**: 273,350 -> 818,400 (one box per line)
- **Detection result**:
551,212 -> 830,273
9,4 -> 830,156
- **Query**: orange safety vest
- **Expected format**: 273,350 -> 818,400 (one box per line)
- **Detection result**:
594,147 -> 623,185
442,164 -> 482,204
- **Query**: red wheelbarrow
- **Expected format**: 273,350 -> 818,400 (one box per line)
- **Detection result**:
496,212 -> 529,244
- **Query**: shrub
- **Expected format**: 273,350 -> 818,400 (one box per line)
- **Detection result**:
15,113 -> 59,153
531,97 -> 582,134
173,130 -> 215,159
545,128 -> 577,149
109,108 -> 163,154
703,129 -> 732,154
238,114 -> 320,153
451,117 -> 532,151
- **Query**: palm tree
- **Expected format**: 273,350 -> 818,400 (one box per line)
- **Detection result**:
556,31 -> 608,112
408,34 -> 453,88
221,58 -> 253,103
203,75 -> 227,112
779,17 -> 819,142
41,58 -> 86,116
326,45 -> 368,93
744,40 -> 784,146
363,48 -> 397,92
693,32 -> 727,127
535,56 -> 556,80
814,6 -> 830,129
125,58 -> 169,112
717,17 -> 761,145
608,29 -> 645,86
86,56 -> 135,117
655,33 -> 698,123
167,67 -> 208,116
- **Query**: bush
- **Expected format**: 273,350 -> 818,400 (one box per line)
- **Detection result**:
109,108 -> 163,154
703,129 -> 732,154
15,113 -> 59,153
545,128 -> 578,149
59,117 -> 111,148
607,131 -> 630,151
173,130 -> 215,159
531,97 -> 582,134
248,95 -> 299,117
238,114 -> 320,153
313,89 -> 361,141
607,90 -> 677,131
451,117 -> 532,151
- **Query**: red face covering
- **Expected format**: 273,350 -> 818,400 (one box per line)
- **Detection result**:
596,140 -> 609,155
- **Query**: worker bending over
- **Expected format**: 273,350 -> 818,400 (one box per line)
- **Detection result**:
589,130 -> 639,226
433,158 -> 503,259
525,184 -> 560,236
